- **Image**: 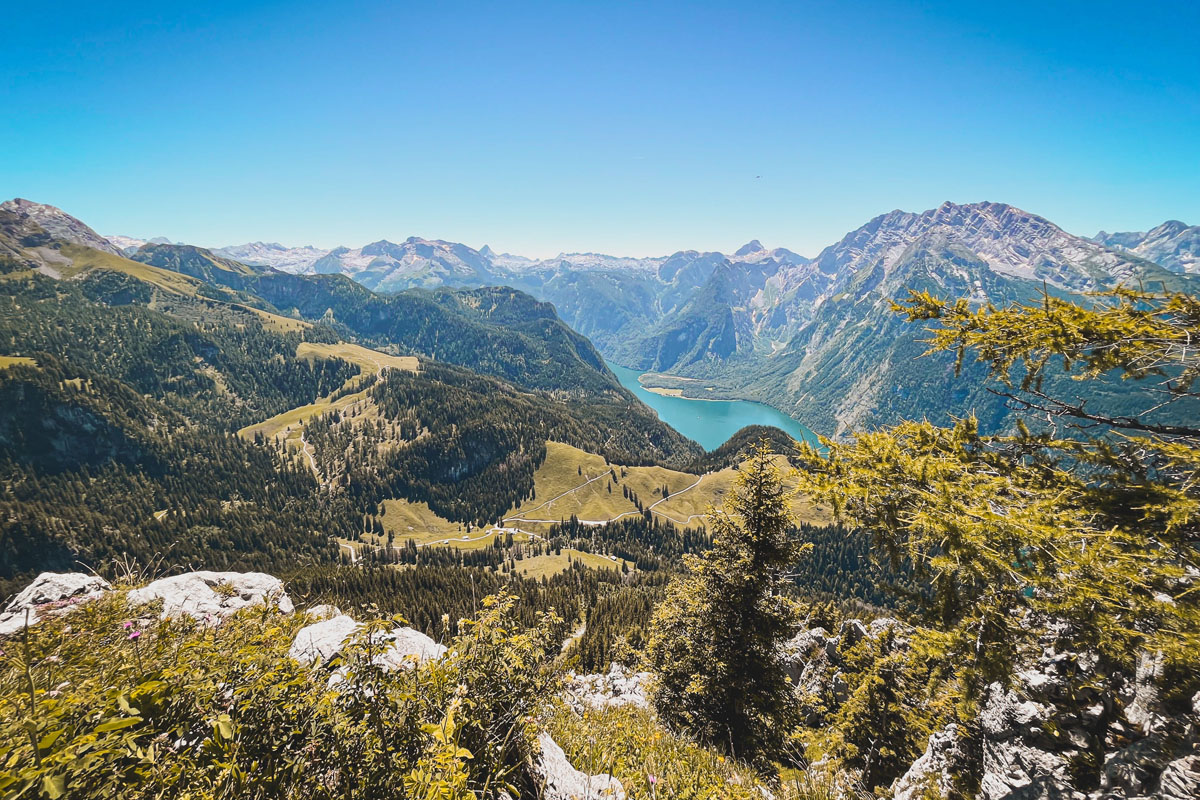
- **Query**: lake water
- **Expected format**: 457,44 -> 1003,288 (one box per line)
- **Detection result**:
608,362 -> 818,452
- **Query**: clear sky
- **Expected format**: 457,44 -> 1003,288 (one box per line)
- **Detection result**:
2,0 -> 1197,258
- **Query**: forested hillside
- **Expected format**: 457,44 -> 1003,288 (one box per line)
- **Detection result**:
0,202 -> 701,597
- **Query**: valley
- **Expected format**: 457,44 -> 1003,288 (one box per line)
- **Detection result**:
2,196 -> 1197,800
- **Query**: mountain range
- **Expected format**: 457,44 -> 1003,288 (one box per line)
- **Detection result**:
106,200 -> 1199,437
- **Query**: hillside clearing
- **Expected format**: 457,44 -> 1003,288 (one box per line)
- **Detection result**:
0,356 -> 36,370
237,342 -> 417,443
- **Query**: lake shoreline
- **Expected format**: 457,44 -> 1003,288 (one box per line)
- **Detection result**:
607,360 -> 817,451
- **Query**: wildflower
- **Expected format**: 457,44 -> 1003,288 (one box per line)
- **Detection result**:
129,630 -> 142,641
648,775 -> 658,784
123,621 -> 133,629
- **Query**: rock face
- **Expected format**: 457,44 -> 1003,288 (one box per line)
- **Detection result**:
566,664 -> 652,712
536,732 -> 625,800
0,198 -> 123,256
290,613 -> 447,679
891,723 -> 966,800
289,614 -> 361,665
127,571 -> 293,620
790,616 -> 1200,800
1159,754 -> 1200,800
0,572 -> 112,635
979,683 -> 1072,800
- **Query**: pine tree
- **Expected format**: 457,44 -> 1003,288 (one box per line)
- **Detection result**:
646,441 -> 808,763
796,288 -> 1200,696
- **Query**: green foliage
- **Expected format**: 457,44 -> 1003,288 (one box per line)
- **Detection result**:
0,590 -> 558,799
647,442 -> 808,763
807,629 -> 956,793
304,361 -> 702,525
548,704 -> 867,800
797,288 -> 1200,699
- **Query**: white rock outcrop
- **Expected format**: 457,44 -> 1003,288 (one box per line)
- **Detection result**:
891,723 -> 964,800
290,614 -> 447,683
306,604 -> 342,621
536,731 -> 625,800
289,614 -> 361,665
127,571 -> 293,621
371,627 -> 447,669
0,572 -> 112,636
566,664 -> 652,712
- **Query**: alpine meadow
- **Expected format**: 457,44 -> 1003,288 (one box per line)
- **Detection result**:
2,2 -> 1199,799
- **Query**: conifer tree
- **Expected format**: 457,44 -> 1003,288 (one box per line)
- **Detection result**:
796,288 -> 1200,697
647,442 -> 808,763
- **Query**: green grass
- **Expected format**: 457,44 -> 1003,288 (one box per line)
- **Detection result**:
238,342 -> 418,442
59,244 -> 207,296
503,442 -> 830,530
514,548 -> 630,578
0,355 -> 36,370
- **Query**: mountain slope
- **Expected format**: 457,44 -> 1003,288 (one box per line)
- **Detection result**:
649,203 -> 1199,435
1093,220 -> 1200,274
131,243 -> 624,396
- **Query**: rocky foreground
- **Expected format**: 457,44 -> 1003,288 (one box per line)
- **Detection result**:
4,570 -> 1198,799
782,619 -> 1200,800
1,570 -> 625,800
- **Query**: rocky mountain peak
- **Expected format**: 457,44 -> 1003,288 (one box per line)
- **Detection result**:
734,240 -> 765,256
0,198 -> 121,256
1093,219 -> 1199,274
814,200 -> 1147,292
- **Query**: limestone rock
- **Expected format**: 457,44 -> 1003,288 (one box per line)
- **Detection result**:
536,731 -> 625,800
566,663 -> 652,712
892,723 -> 965,800
0,572 -> 112,636
1158,754 -> 1200,800
306,604 -> 342,620
980,683 -> 1073,800
289,615 -> 361,665
316,623 -> 447,686
839,619 -> 868,649
372,627 -> 447,669
1101,735 -> 1166,797
127,571 -> 293,621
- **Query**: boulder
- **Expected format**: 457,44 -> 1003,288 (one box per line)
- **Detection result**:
566,663 -> 652,712
536,731 -> 625,800
289,614 -> 360,665
371,627 -> 447,670
839,619 -> 868,649
1159,754 -> 1200,800
980,683 -> 1073,800
301,620 -> 447,686
0,572 -> 111,636
306,603 -> 342,620
127,571 -> 293,621
892,723 -> 966,800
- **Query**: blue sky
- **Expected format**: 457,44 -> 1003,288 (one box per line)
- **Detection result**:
2,0 -> 1197,257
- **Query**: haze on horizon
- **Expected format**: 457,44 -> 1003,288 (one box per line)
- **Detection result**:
2,0 -> 1197,258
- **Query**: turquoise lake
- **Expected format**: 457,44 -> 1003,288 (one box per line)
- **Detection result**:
608,362 -> 818,452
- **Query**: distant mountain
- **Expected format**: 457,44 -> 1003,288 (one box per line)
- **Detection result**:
1093,220 -> 1200,274
649,202 -> 1196,435
101,199 -> 1200,438
226,237 -> 497,292
215,241 -> 330,273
